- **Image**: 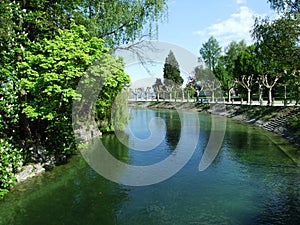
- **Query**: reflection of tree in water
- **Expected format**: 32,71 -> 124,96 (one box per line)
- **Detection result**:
156,110 -> 181,150
225,122 -> 293,166
0,154 -> 130,225
101,133 -> 130,163
224,121 -> 300,224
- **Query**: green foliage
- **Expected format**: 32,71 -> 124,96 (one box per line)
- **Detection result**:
0,0 -> 165,199
213,61 -> 229,93
223,40 -> 247,77
233,45 -> 263,77
111,90 -> 130,131
0,138 -> 23,199
17,24 -> 114,157
199,36 -> 222,71
163,50 -> 183,86
19,24 -> 107,121
194,66 -> 215,81
73,0 -> 168,46
252,14 -> 300,73
287,115 -> 300,136
0,1 -> 31,135
252,4 -> 300,103
267,0 -> 300,13
93,57 -> 131,132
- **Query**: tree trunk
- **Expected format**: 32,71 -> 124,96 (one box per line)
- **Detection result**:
268,88 -> 272,106
247,89 -> 251,105
211,91 -> 215,102
258,85 -> 263,105
228,89 -> 231,103
295,85 -> 299,106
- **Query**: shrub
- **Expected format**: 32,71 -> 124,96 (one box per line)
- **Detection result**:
0,138 -> 23,198
287,115 -> 300,136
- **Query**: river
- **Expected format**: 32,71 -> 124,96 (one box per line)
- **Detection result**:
0,108 -> 299,225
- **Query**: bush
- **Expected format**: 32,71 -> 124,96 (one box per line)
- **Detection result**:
0,138 -> 23,198
287,115 -> 300,136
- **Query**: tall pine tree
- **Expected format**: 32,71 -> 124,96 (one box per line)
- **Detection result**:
163,50 -> 183,87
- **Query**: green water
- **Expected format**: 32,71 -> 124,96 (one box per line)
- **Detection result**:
1,108 -> 300,225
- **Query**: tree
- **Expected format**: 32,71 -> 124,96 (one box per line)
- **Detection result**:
204,80 -> 222,102
252,14 -> 300,70
0,0 -> 167,46
18,24 -> 124,158
214,40 -> 247,102
95,60 -> 131,132
163,50 -> 183,87
233,45 -> 262,104
199,36 -> 222,71
194,66 -> 215,81
152,78 -> 164,100
267,0 -> 300,12
0,2 -> 33,197
253,0 -> 300,104
213,60 -> 230,99
262,74 -> 280,105
73,0 -> 168,47
0,0 -> 167,199
223,40 -> 247,77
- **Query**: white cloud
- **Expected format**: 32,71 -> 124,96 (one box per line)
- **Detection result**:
236,0 -> 246,4
194,6 -> 260,49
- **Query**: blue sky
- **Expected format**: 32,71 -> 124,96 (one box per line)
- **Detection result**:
123,0 -> 276,85
157,0 -> 275,54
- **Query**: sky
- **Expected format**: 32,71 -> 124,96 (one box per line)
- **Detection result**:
157,0 -> 276,54
123,0 -> 277,86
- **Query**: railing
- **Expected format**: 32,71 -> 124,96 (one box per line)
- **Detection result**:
127,92 -> 298,106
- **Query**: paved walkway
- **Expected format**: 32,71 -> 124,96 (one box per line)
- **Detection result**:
128,98 -> 299,107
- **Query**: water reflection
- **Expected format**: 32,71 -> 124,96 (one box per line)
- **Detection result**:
0,155 -> 128,225
0,108 -> 299,225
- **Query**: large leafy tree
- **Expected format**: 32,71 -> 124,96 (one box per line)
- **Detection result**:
223,40 -> 247,77
199,36 -> 222,71
213,59 -> 229,97
163,50 -> 183,87
194,66 -> 215,81
0,0 -> 166,198
252,1 -> 300,104
18,24 -> 129,158
233,45 -> 263,104
73,0 -> 168,46
252,15 -> 300,71
1,0 -> 167,45
214,40 -> 247,100
0,1 -> 33,197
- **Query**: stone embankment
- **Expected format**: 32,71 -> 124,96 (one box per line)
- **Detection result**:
15,164 -> 45,183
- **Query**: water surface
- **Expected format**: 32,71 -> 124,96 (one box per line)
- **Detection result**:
0,108 -> 299,225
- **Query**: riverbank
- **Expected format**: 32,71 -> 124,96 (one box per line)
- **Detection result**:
128,101 -> 300,159
14,101 -> 299,185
